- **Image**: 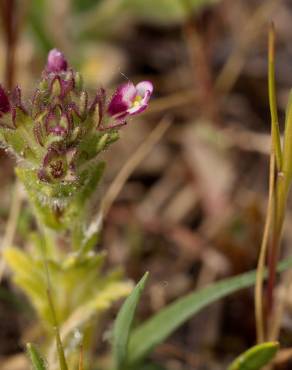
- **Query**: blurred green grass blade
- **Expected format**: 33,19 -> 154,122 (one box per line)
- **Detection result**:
227,342 -> 279,370
113,272 -> 149,370
127,257 -> 292,365
73,0 -> 102,12
27,343 -> 47,370
123,0 -> 185,23
268,24 -> 282,171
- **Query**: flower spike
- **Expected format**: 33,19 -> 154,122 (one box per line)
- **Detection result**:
0,48 -> 153,191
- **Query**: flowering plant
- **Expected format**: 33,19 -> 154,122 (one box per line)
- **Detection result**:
1,49 -> 153,369
0,49 -> 153,233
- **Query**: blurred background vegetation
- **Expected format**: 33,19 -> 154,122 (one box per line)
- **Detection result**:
2,0 -> 292,369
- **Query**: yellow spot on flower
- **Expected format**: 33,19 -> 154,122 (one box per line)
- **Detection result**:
132,95 -> 142,107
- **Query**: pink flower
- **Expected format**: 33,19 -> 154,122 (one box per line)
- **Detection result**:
46,49 -> 68,73
108,81 -> 153,118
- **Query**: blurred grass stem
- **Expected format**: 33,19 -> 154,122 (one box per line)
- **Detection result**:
79,345 -> 84,370
145,0 -> 279,118
266,90 -> 292,318
215,0 -> 279,94
85,116 -> 171,240
255,23 -> 287,343
1,0 -> 17,90
264,24 -> 292,336
182,0 -> 216,121
266,24 -> 284,318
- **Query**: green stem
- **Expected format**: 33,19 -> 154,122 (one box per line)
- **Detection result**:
39,228 -> 68,370
267,86 -> 292,320
255,151 -> 275,343
266,175 -> 287,318
47,289 -> 68,370
265,22 -> 287,328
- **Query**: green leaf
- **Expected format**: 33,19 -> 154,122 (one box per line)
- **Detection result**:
113,272 -> 149,370
227,342 -> 279,370
26,343 -> 47,370
127,256 -> 292,365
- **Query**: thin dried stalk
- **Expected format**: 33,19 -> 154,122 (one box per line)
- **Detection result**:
255,151 -> 275,343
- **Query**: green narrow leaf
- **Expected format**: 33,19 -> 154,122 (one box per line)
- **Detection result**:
26,343 -> 47,370
113,272 -> 149,370
274,89 -> 292,236
127,256 -> 292,365
227,342 -> 279,370
282,89 -> 292,190
268,24 -> 282,171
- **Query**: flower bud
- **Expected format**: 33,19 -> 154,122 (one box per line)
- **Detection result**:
46,49 -> 68,73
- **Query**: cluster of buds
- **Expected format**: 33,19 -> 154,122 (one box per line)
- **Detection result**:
0,49 -> 153,216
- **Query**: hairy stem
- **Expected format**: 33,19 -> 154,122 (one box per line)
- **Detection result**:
40,227 -> 68,370
47,288 -> 68,370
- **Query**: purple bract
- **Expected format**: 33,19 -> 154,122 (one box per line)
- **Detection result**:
0,85 -> 10,115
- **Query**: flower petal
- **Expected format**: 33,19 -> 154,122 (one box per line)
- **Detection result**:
135,81 -> 153,98
108,82 -> 136,116
127,103 -> 148,116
